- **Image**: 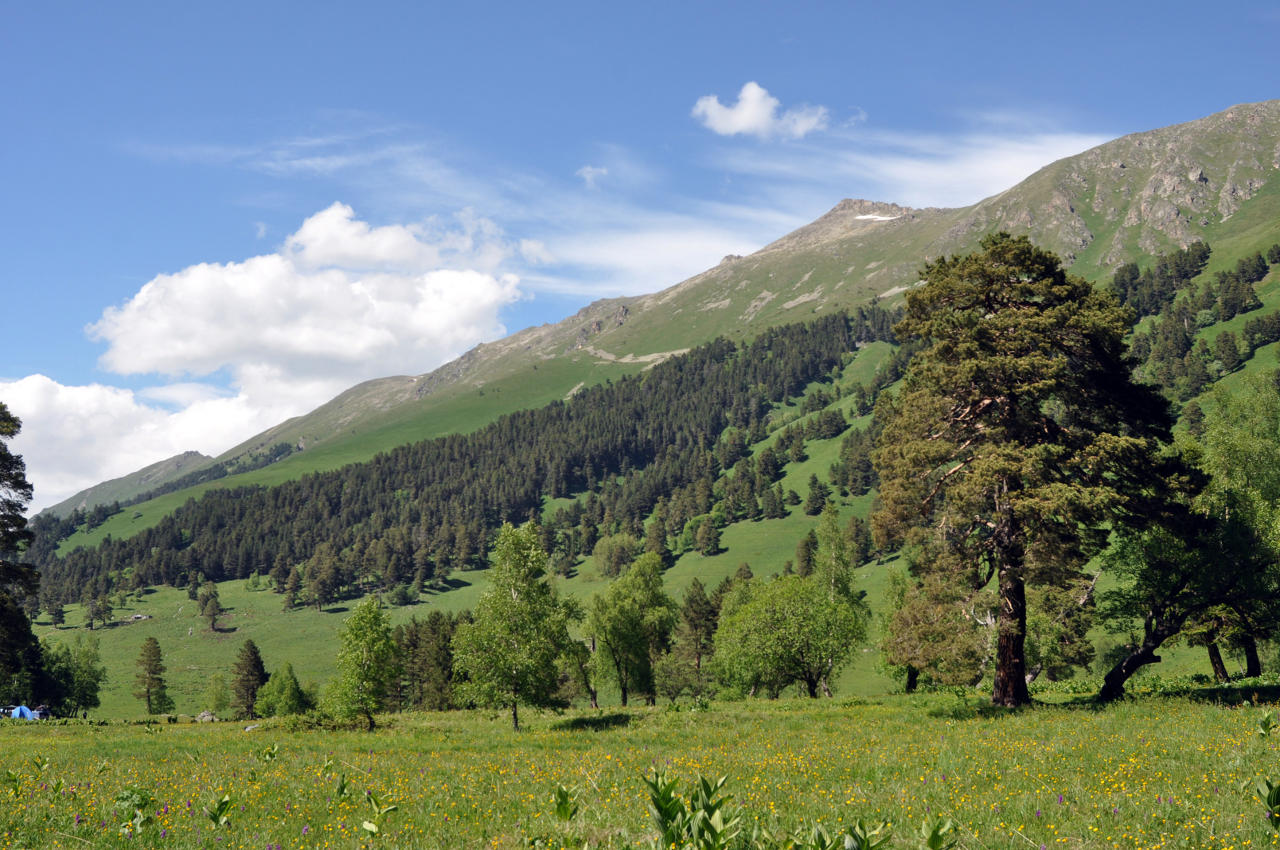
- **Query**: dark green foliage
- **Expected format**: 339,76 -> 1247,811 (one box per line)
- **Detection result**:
231,639 -> 268,719
41,634 -> 106,716
794,530 -> 818,577
392,611 -> 463,711
133,637 -> 173,714
802,474 -> 830,516
0,402 -> 45,706
874,233 -> 1176,706
34,310 -> 898,604
1109,241 -> 1209,319
1213,330 -> 1242,373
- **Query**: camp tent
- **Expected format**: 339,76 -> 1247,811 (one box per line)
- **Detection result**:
10,705 -> 34,720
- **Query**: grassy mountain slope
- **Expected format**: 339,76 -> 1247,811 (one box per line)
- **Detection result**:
53,101 -> 1280,555
41,450 -> 213,519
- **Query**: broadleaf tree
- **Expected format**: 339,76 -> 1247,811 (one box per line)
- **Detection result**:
452,522 -> 572,730
326,596 -> 399,730
585,552 -> 677,706
873,233 -> 1176,706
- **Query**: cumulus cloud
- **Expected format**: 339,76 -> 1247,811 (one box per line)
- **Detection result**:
1,375 -> 269,511
8,204 -> 523,510
90,204 -> 520,382
692,82 -> 829,140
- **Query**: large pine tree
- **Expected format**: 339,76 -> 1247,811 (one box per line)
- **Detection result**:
0,402 -> 44,706
873,233 -> 1175,706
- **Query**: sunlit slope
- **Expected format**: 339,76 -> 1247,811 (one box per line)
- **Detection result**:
57,100 -> 1280,551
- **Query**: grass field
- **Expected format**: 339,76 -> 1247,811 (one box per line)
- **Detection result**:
3,695 -> 1279,849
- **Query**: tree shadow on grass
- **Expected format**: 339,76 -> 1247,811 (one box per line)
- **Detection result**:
1186,684 -> 1280,706
551,713 -> 632,732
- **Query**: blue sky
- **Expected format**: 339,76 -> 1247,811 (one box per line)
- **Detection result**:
3,0 -> 1277,508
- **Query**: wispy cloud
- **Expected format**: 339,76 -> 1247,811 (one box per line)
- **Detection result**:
575,164 -> 608,189
712,123 -> 1111,209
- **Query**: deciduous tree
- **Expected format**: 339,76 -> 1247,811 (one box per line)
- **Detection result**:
326,596 -> 398,729
452,523 -> 572,730
585,552 -> 677,706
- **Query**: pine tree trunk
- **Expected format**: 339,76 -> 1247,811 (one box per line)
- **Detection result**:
991,563 -> 1030,707
1242,634 -> 1262,677
1206,641 -> 1230,682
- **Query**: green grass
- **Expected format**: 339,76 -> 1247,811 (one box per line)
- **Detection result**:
3,695 -> 1279,848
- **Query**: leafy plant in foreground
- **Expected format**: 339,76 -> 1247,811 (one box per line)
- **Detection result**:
917,817 -> 959,849
204,793 -> 234,828
1258,779 -> 1280,833
552,784 -> 580,822
643,769 -> 741,850
113,786 -> 155,836
362,791 -> 398,835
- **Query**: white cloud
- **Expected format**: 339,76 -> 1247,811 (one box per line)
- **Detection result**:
714,127 -> 1111,209
692,82 -> 829,140
285,202 -> 440,271
531,220 -> 765,297
576,164 -> 608,188
1,375 -> 271,511
7,205 -> 523,510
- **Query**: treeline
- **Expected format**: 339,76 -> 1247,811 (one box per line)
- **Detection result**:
27,442 -> 299,567
33,305 -> 902,609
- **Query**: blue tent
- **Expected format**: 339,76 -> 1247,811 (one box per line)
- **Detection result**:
10,705 -> 34,720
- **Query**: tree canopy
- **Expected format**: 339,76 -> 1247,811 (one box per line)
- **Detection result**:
0,402 -> 44,706
873,233 -> 1176,706
452,523 -> 572,730
326,596 -> 398,729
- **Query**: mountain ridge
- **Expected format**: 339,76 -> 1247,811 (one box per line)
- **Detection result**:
54,99 -> 1280,526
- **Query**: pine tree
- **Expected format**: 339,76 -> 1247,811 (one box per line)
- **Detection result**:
231,639 -> 268,719
133,637 -> 173,714
803,474 -> 830,515
873,233 -> 1175,707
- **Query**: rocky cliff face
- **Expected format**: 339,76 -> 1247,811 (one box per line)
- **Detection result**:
956,101 -> 1280,270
